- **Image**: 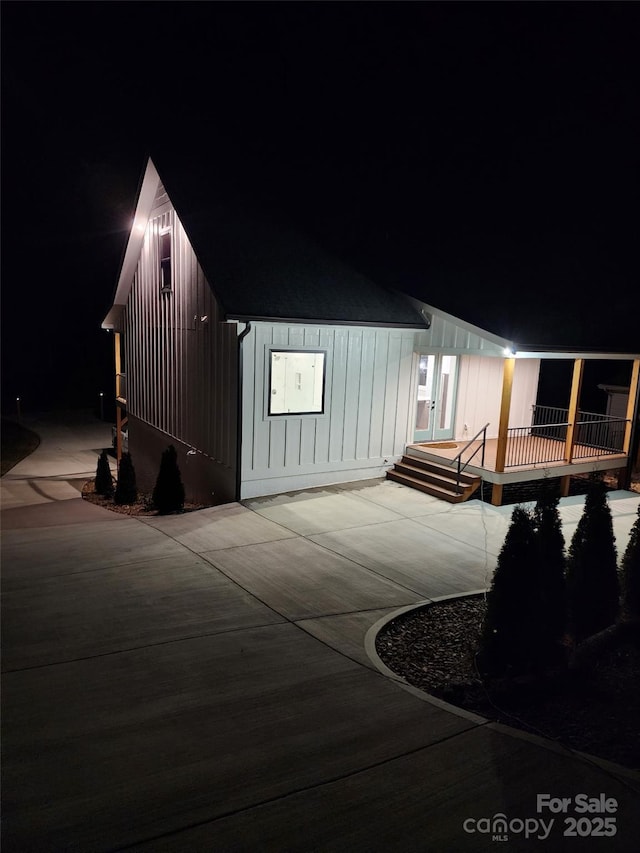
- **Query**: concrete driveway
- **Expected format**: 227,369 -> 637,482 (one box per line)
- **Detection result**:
2,415 -> 640,851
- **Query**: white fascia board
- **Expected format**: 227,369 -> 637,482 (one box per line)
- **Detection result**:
102,304 -> 124,330
101,158 -> 161,328
517,349 -> 640,360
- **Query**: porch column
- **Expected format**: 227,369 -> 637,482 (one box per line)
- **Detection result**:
618,359 -> 640,489
492,356 -> 515,506
560,358 -> 584,497
622,359 -> 640,455
114,332 -> 122,399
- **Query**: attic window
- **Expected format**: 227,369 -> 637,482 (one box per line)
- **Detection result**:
160,229 -> 172,291
269,350 -> 326,415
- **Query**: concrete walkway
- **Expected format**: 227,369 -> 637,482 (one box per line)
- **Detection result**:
2,416 -> 640,851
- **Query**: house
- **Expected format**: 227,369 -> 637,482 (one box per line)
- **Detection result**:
598,384 -> 640,469
102,157 -> 640,506
598,384 -> 631,423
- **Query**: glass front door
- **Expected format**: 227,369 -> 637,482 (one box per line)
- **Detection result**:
413,354 -> 458,442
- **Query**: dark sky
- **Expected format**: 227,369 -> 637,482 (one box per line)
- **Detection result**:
2,2 -> 639,411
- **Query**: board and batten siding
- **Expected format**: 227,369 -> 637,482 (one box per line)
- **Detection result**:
240,323 -> 418,497
411,312 -> 506,355
454,355 -> 541,441
121,197 -> 237,497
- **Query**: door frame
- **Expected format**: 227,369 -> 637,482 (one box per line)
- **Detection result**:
410,352 -> 459,443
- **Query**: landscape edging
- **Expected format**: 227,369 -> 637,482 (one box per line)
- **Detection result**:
364,591 -> 640,784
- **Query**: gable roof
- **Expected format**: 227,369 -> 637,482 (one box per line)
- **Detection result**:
103,157 -> 426,330
103,156 -> 639,361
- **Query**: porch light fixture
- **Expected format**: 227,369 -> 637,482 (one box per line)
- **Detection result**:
503,346 -> 517,357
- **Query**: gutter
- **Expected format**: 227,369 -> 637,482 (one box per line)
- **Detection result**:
235,321 -> 252,501
225,313 -> 427,330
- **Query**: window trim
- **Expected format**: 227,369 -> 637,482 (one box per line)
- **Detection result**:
159,227 -> 172,292
267,348 -> 327,417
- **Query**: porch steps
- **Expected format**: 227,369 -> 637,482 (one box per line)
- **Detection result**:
386,455 -> 481,503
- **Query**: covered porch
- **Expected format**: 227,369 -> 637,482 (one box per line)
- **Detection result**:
404,352 -> 640,505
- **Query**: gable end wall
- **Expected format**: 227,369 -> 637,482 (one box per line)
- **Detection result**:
121,197 -> 238,503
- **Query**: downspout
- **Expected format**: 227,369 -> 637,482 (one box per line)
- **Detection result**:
235,321 -> 252,501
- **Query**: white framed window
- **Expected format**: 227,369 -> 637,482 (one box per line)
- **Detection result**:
269,350 -> 326,415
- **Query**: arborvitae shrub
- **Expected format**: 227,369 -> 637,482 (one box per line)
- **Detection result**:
533,479 -> 568,664
152,445 -> 185,514
95,449 -> 113,496
114,452 -> 138,505
621,505 -> 640,623
479,506 -> 541,677
566,475 -> 619,643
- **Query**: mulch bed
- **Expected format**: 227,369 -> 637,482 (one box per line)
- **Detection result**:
82,479 -> 209,516
376,596 -> 640,770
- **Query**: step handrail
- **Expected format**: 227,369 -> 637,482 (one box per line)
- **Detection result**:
449,422 -> 490,493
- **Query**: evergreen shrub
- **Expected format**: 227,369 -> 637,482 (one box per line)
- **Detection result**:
621,505 -> 640,623
95,449 -> 114,496
566,475 -> 619,643
479,506 -> 541,677
152,445 -> 185,514
114,452 -> 138,505
532,479 -> 567,664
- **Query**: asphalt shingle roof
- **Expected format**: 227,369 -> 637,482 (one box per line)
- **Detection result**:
153,157 -> 425,328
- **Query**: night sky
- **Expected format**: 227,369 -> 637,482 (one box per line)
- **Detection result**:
2,2 -> 639,414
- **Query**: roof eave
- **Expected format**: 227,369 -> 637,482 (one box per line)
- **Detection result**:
101,157 -> 161,328
225,312 -> 427,329
516,348 -> 640,361
405,296 -> 514,350
101,304 -> 124,330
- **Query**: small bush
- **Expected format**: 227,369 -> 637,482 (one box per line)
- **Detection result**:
114,452 -> 138,505
152,445 -> 185,514
479,506 -> 541,677
566,475 -> 619,643
94,449 -> 113,496
621,505 -> 640,623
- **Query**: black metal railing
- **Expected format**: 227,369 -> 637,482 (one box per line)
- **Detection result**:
505,425 -> 568,467
531,404 -> 569,442
450,422 -> 490,493
573,411 -> 628,457
503,404 -> 569,466
504,405 -> 628,467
